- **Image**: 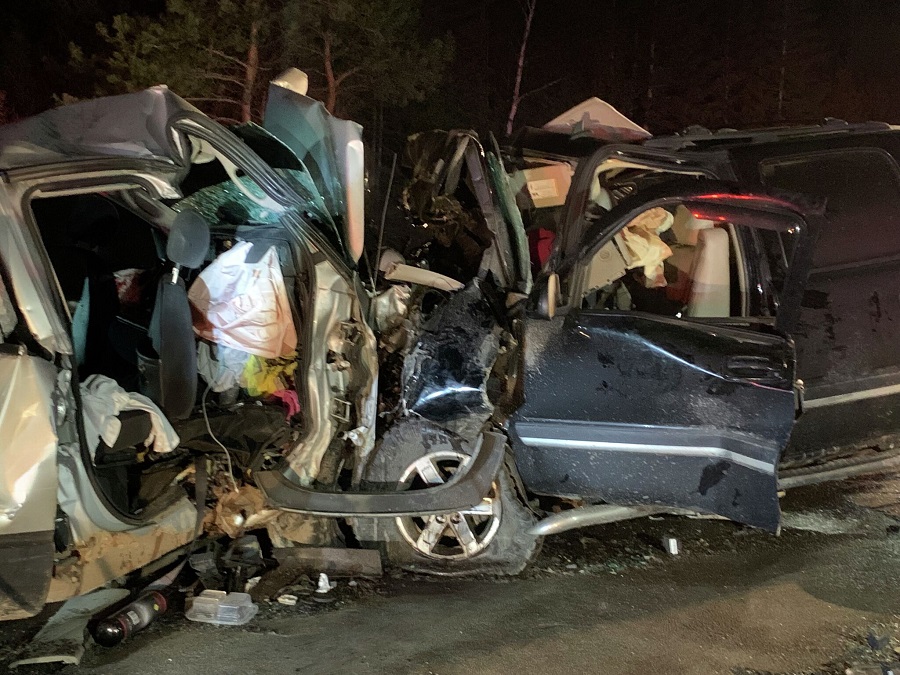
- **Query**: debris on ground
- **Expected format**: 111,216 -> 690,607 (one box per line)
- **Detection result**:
663,536 -> 680,555
92,589 -> 170,647
273,546 -> 383,578
868,632 -> 892,652
780,509 -> 864,534
220,535 -> 269,592
9,588 -> 128,668
315,573 -> 337,594
249,546 -> 382,603
185,590 -> 258,626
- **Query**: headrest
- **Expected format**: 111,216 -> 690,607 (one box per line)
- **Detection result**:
168,209 -> 210,269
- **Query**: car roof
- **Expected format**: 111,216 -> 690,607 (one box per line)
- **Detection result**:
0,86 -> 195,171
511,119 -> 898,162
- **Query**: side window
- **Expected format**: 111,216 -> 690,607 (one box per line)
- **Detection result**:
760,149 -> 900,269
755,227 -> 798,315
578,202 -> 799,322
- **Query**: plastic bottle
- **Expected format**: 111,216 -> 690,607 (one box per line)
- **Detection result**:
92,590 -> 168,647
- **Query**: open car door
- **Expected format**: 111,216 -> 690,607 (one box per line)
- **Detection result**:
509,181 -> 823,531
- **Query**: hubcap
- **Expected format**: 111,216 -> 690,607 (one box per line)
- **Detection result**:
396,450 -> 502,560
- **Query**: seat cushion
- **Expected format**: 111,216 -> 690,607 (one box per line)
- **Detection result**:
686,227 -> 731,317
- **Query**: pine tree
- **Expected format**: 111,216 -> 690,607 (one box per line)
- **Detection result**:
72,0 -> 452,123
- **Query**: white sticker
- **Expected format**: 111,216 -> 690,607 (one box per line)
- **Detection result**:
526,178 -> 559,201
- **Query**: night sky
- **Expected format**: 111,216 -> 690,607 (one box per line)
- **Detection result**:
2,0 -> 900,137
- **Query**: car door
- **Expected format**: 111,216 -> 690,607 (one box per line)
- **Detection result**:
508,182 -> 821,531
0,187 -> 65,619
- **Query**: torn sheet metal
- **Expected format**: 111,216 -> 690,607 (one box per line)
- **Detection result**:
486,151 -> 533,295
543,97 -> 652,142
0,350 -> 59,537
0,87 -> 195,170
401,281 -> 500,440
284,259 -> 361,483
372,284 -> 412,333
401,130 -> 528,293
47,499 -> 196,603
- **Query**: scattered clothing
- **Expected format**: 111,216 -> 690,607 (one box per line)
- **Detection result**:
80,374 -> 179,455
243,352 -> 299,397
271,389 -> 301,419
197,342 -> 252,393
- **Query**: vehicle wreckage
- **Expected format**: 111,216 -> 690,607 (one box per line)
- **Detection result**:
3,72 -> 900,621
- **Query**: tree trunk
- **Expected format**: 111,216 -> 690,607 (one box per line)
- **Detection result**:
241,19 -> 260,123
777,0 -> 788,120
505,0 -> 536,137
723,12 -> 733,125
645,39 -> 655,127
643,0 -> 657,128
324,33 -> 338,113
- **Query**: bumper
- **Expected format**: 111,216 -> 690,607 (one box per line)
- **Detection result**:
255,431 -> 505,516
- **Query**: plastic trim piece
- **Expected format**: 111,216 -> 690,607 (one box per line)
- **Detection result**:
255,431 -> 505,516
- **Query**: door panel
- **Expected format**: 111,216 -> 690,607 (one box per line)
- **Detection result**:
0,348 -> 59,617
510,312 -> 797,531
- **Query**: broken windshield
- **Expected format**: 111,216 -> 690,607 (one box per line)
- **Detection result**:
174,122 -> 346,253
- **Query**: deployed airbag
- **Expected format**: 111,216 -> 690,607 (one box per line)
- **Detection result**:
188,241 -> 297,359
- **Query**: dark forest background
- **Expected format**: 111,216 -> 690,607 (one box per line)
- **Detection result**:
2,0 -> 899,146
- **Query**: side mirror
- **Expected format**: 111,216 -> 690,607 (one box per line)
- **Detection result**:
534,273 -> 560,320
167,209 -> 210,269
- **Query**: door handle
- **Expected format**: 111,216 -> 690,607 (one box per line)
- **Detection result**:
725,355 -> 787,382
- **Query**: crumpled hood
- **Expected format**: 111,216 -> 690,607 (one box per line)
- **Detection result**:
0,86 -> 196,171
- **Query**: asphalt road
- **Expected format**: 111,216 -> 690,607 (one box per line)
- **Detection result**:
6,472 -> 900,675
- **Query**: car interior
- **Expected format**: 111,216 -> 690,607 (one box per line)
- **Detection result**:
28,168 -> 305,520
520,163 -> 794,322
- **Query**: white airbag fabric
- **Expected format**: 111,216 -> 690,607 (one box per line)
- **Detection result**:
188,241 -> 297,359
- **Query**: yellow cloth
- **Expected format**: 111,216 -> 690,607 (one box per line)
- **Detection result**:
243,352 -> 299,397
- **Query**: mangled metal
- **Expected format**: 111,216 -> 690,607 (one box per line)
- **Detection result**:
400,281 -> 501,442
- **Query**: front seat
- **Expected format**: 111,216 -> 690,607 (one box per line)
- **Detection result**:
686,227 -> 731,318
141,210 -> 210,420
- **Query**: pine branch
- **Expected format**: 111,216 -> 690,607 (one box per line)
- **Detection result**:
335,66 -> 362,87
206,48 -> 250,70
198,73 -> 246,86
518,75 -> 566,102
185,96 -> 242,106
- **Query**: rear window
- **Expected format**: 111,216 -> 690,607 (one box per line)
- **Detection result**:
760,148 -> 900,268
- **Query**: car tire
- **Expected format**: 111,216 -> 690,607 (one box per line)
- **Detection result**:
356,430 -> 541,576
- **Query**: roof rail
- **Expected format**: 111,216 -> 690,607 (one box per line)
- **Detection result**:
645,120 -> 892,151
